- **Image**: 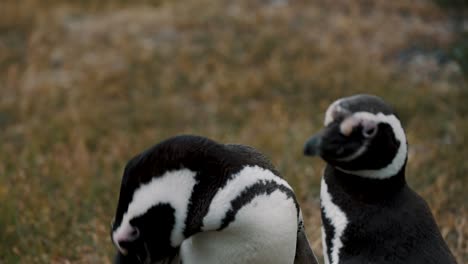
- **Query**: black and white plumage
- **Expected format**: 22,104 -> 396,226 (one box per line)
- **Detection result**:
111,135 -> 318,264
303,94 -> 457,264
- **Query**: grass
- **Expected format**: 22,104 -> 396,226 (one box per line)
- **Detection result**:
0,0 -> 467,263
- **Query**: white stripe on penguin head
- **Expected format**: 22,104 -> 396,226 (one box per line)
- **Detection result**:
324,99 -> 352,126
336,112 -> 407,179
113,169 -> 198,248
202,165 -> 293,231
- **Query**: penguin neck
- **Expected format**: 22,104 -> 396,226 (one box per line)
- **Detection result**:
325,164 -> 407,202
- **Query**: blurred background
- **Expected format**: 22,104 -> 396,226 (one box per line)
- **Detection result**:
0,0 -> 467,263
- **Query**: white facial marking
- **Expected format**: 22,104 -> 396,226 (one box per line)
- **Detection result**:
339,115 -> 360,136
321,177 -> 348,264
335,113 -> 375,162
113,169 -> 198,248
113,230 -> 129,255
336,112 -> 407,179
113,224 -> 139,254
339,114 -> 378,137
324,99 -> 343,126
324,99 -> 351,126
202,165 -> 293,231
182,190 -> 298,264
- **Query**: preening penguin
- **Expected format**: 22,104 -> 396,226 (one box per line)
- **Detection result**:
111,135 -> 318,264
304,94 -> 457,264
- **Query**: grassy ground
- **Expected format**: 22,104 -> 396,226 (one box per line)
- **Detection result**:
0,0 -> 466,263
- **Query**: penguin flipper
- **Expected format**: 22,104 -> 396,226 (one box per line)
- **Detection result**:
294,227 -> 318,264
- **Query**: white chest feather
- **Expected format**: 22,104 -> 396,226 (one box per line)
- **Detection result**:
179,166 -> 299,263
180,190 -> 298,264
321,177 -> 348,264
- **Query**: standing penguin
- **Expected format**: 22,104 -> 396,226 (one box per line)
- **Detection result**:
111,135 -> 318,264
303,94 -> 457,264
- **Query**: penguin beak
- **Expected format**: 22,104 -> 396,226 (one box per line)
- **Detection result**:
304,130 -> 324,156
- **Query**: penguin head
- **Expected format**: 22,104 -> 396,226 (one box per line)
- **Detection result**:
111,136 -> 207,263
304,94 -> 407,179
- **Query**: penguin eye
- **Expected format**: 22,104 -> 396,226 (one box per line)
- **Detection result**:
362,126 -> 377,138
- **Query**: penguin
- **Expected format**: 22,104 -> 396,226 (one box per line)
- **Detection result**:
303,94 -> 457,264
111,135 -> 318,264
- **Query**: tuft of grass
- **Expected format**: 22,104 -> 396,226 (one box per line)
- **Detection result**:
0,0 -> 466,263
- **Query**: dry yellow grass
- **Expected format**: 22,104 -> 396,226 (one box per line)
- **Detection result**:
0,0 -> 466,263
